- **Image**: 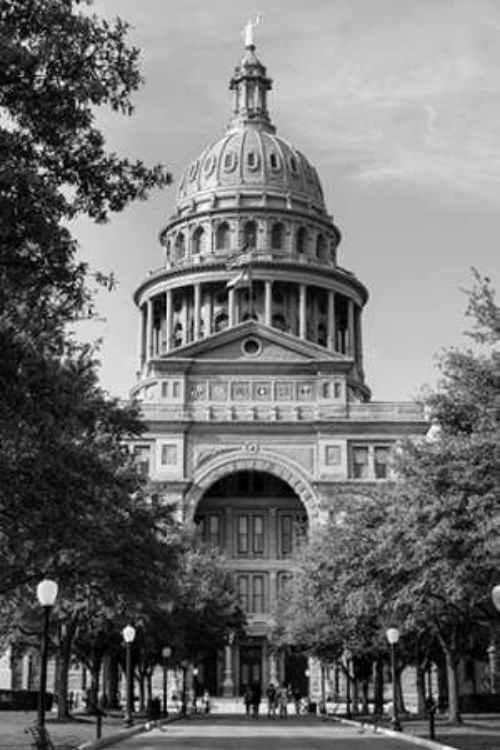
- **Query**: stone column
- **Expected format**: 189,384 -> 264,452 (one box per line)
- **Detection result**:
166,289 -> 172,352
299,284 -> 307,339
137,303 -> 145,371
264,280 -> 272,326
224,507 -> 233,558
146,298 -> 153,361
268,508 -> 277,559
347,299 -> 355,358
193,282 -> 201,341
269,570 -> 278,613
327,290 -> 336,351
228,288 -> 235,328
356,306 -> 364,375
207,288 -> 214,336
222,640 -> 235,697
269,652 -> 279,688
181,297 -> 188,345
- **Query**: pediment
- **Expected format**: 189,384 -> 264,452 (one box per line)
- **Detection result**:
159,322 -> 350,364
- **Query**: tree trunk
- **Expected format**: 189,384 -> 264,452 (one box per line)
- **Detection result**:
416,662 -> 426,717
443,647 -> 461,724
373,658 -> 384,716
395,667 -> 406,714
352,677 -> 359,715
55,618 -> 78,719
361,678 -> 369,714
138,673 -> 145,712
88,655 -> 102,714
103,653 -> 120,709
437,659 -> 448,712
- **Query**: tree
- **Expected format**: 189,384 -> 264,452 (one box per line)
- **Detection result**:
275,272 -> 499,723
0,0 -> 171,596
378,272 -> 499,723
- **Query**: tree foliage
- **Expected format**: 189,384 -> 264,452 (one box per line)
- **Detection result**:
0,0 -> 171,595
276,272 -> 499,722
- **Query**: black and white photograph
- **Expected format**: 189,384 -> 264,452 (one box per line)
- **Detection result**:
0,1 -> 498,748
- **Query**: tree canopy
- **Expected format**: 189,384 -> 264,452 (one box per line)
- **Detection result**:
274,272 -> 499,723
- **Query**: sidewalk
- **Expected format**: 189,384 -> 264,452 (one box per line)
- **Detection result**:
331,714 -> 500,750
1,709 -> 499,750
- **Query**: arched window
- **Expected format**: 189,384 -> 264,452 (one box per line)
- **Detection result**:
296,227 -> 307,254
175,232 -> 186,258
318,323 -> 327,347
271,222 -> 284,250
243,220 -> 257,249
216,222 -> 230,250
192,226 -> 205,255
316,234 -> 326,260
173,322 -> 183,347
272,313 -> 288,332
214,312 -> 228,332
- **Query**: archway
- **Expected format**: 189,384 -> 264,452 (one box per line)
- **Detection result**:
192,469 -> 310,698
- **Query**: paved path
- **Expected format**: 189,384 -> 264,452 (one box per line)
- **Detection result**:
111,715 -> 424,749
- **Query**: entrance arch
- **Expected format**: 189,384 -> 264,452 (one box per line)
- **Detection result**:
184,450 -> 319,524
189,464 -> 313,698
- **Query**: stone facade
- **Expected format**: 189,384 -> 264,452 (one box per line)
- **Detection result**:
130,38 -> 427,698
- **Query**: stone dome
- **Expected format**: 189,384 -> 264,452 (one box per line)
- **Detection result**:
175,43 -> 327,216
177,130 -> 325,212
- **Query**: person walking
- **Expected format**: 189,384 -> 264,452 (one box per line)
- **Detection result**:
243,685 -> 252,717
266,683 -> 277,719
250,681 -> 262,718
278,683 -> 289,719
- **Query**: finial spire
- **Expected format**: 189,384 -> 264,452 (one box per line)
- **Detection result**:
242,14 -> 262,48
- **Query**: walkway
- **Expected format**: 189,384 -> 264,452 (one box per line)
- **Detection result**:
110,714 -> 430,750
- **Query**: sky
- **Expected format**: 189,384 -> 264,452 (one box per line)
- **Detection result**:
72,0 -> 500,402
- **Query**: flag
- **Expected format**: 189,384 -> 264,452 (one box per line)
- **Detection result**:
226,243 -> 251,270
226,264 -> 252,290
226,243 -> 253,290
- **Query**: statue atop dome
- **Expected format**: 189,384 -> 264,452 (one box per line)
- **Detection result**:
243,14 -> 262,48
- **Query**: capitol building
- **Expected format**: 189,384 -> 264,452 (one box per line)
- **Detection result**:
129,30 -> 426,699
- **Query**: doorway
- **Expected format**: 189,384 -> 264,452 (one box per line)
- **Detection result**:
240,644 -> 262,693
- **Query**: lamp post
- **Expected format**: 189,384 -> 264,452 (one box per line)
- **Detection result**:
490,586 -> 500,692
343,648 -> 352,719
386,628 -> 402,731
162,646 -> 172,717
36,579 -> 58,736
192,667 -> 199,713
122,625 -> 136,727
180,659 -> 189,716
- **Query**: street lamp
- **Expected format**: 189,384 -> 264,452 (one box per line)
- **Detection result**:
386,627 -> 402,732
180,659 -> 189,716
343,648 -> 352,719
36,579 -> 58,735
192,667 -> 199,713
122,625 -> 136,727
162,646 -> 172,717
492,585 -> 500,612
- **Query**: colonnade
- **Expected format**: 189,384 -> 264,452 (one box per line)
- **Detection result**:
138,278 -> 363,371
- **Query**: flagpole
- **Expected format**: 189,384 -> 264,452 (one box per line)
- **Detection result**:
249,247 -> 254,320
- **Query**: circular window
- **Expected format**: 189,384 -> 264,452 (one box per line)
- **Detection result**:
242,337 -> 262,357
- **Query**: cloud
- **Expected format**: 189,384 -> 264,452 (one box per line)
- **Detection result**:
274,0 -> 500,202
